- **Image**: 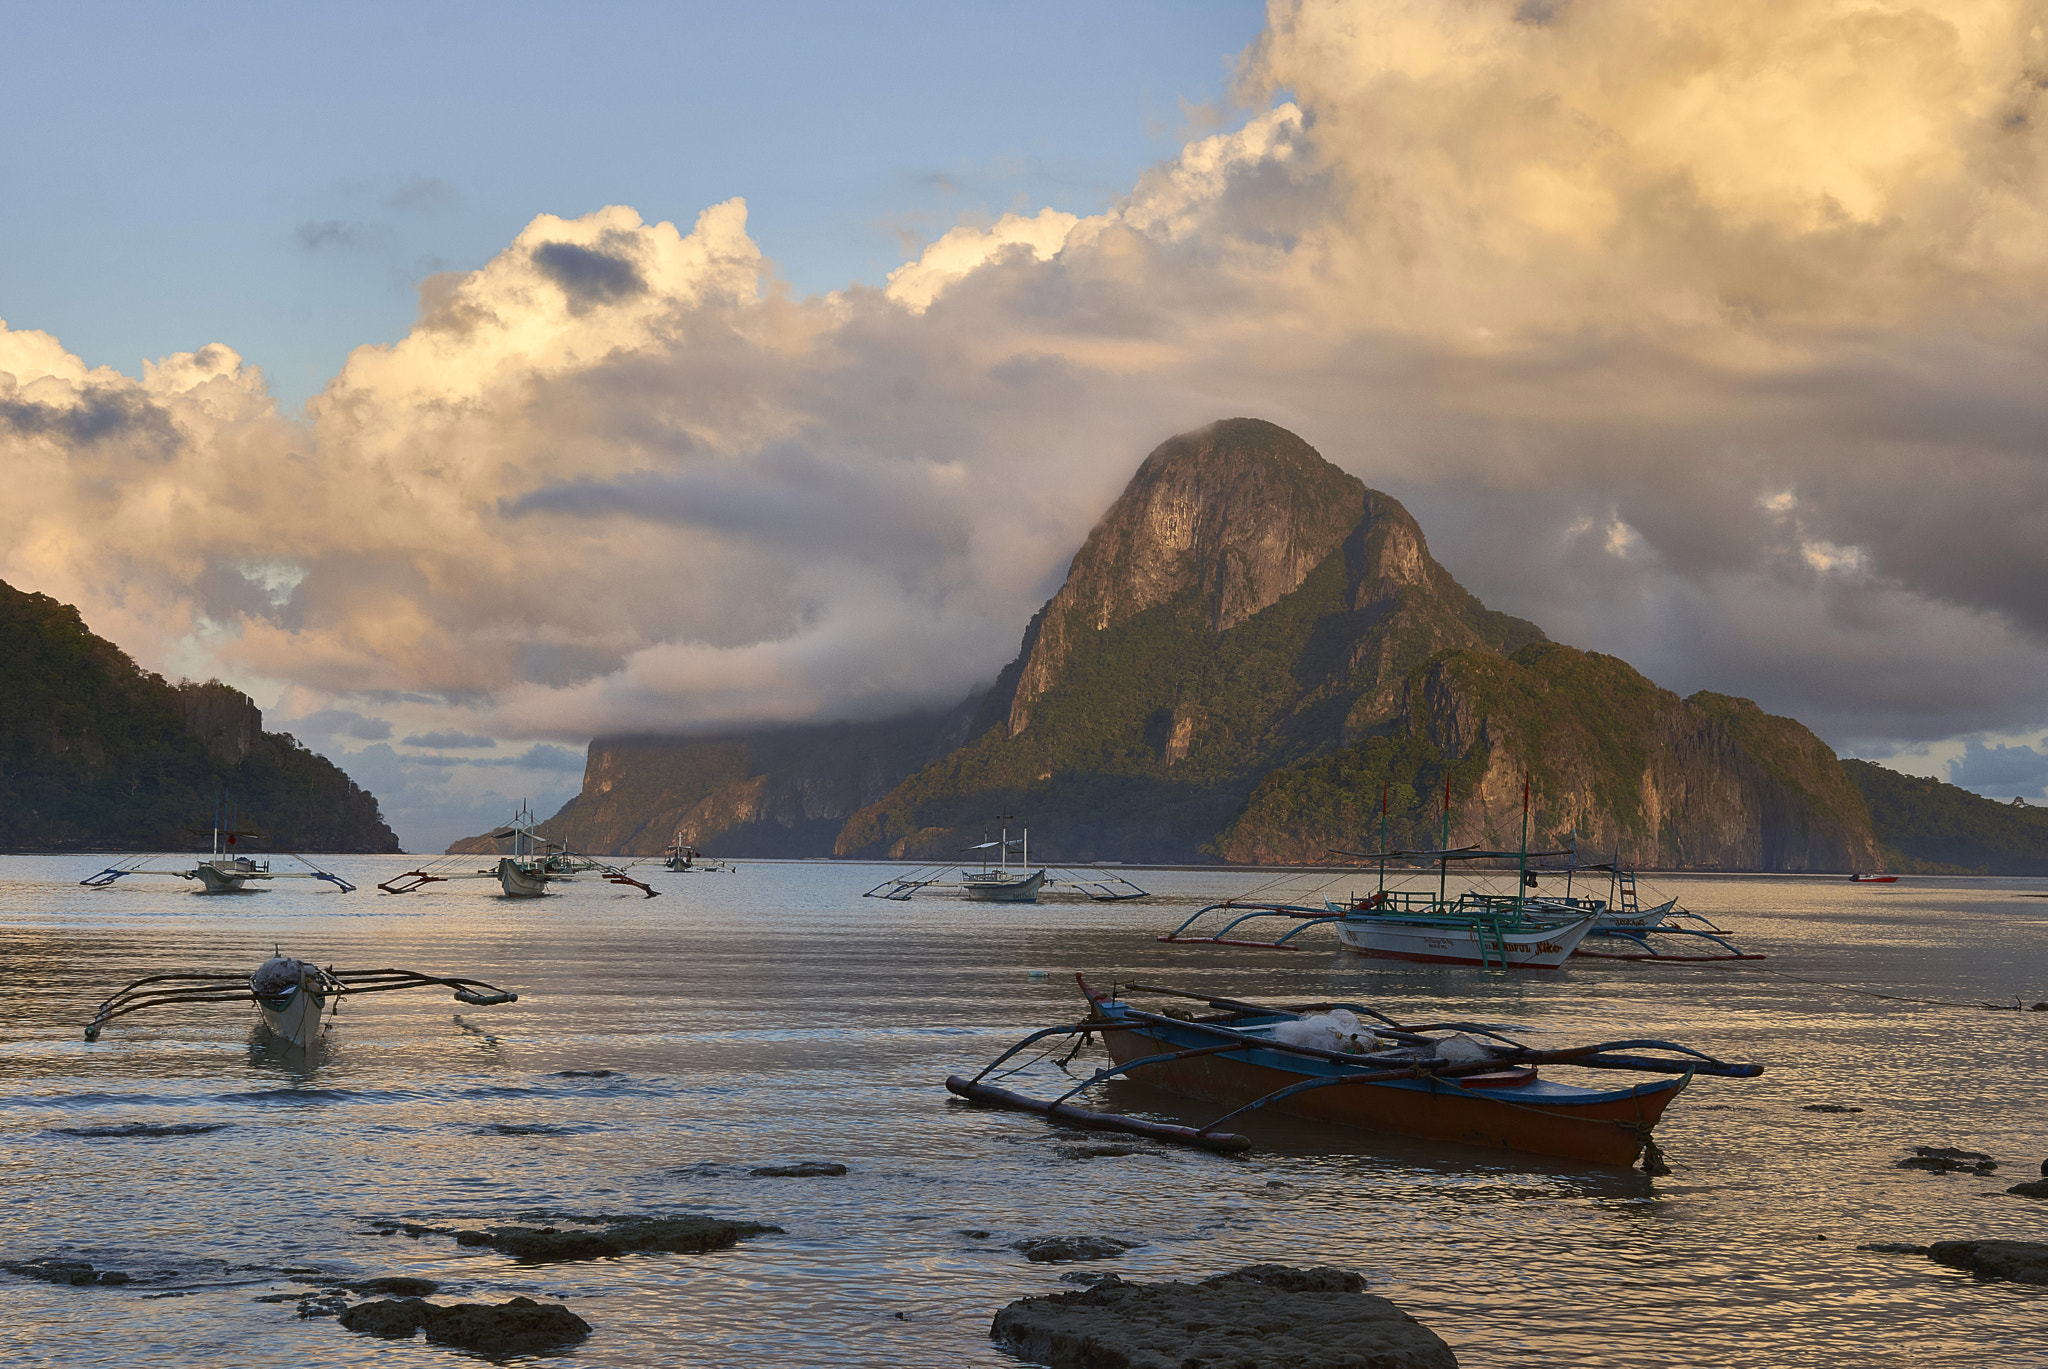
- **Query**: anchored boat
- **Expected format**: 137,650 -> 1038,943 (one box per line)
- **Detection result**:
79,802 -> 356,894
378,802 -> 659,898
947,979 -> 1762,1167
864,811 -> 1148,903
84,954 -> 519,1050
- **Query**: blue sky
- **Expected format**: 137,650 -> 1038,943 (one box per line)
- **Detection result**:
3,2 -> 1266,407
6,1 -> 2046,851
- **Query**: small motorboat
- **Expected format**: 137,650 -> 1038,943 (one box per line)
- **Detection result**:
1850,873 -> 1900,883
84,954 -> 519,1051
947,979 -> 1763,1168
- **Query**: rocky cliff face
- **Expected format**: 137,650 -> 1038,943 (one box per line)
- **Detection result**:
458,703 -> 978,857
1215,643 -> 1881,870
836,418 -> 1547,862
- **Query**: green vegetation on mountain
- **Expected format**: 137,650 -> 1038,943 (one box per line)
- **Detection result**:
1216,643 -> 1881,871
1845,758 -> 2048,875
0,579 -> 398,852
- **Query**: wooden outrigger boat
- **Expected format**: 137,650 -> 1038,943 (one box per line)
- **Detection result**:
1163,781 -> 1761,963
84,953 -> 518,1050
947,979 -> 1763,1167
80,803 -> 356,894
864,811 -> 1148,903
378,803 -> 659,898
663,835 -> 734,873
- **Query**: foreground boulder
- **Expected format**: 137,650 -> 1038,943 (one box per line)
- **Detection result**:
454,1215 -> 780,1263
2,1259 -> 130,1287
1927,1241 -> 2048,1285
992,1264 -> 1457,1368
1898,1147 -> 1998,1175
339,1295 -> 591,1352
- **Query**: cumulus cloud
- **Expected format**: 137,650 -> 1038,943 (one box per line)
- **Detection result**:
403,730 -> 497,749
4,0 -> 2048,848
1949,736 -> 2048,799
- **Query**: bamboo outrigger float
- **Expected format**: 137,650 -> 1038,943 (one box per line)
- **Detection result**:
84,954 -> 519,1050
947,978 -> 1763,1167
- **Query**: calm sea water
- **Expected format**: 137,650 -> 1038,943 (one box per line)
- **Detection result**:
2,855 -> 2044,1367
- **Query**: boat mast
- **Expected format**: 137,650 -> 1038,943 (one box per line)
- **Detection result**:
996,809 -> 1013,878
1438,774 -> 1451,906
1377,782 -> 1388,898
1517,775 -> 1530,914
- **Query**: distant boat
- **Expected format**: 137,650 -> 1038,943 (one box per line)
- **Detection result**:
663,834 -> 734,873
864,813 -> 1148,904
1850,873 -> 1899,883
378,802 -> 659,898
79,798 -> 356,894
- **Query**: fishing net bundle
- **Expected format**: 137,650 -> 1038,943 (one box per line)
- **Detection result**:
250,957 -> 314,996
1270,1010 -> 1389,1055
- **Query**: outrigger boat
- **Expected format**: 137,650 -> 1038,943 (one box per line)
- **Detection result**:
864,812 -> 1148,903
80,802 -> 356,894
378,802 -> 659,898
663,833 -> 734,873
83,953 -> 518,1050
1162,780 -> 1760,964
947,979 -> 1762,1168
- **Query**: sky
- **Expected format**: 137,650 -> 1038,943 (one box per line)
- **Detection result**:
4,0 -> 2047,852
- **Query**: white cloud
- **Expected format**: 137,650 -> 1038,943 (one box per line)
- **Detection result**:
6,0 -> 2048,856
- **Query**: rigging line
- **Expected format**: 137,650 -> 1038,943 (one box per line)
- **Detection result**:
1677,960 -> 2025,1010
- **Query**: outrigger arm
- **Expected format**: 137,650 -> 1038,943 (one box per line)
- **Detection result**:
84,966 -> 518,1040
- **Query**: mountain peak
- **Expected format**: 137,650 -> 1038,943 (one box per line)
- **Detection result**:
1003,418 -> 1370,735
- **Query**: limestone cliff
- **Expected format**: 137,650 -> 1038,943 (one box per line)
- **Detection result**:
837,418 -> 1546,862
452,704 -> 977,857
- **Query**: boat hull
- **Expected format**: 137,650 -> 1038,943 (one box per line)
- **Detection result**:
496,858 -> 550,897
193,860 -> 266,893
963,869 -> 1046,903
1334,914 -> 1595,968
253,982 -> 325,1049
1101,1023 -> 1682,1166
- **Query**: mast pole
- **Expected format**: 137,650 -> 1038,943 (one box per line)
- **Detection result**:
1438,774 -> 1451,906
1378,782 -> 1388,898
1518,775 -> 1530,913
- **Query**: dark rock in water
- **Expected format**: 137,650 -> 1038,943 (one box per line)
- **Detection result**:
3,1259 -> 130,1286
1859,1243 -> 1931,1254
54,1122 -> 229,1139
750,1161 -> 848,1178
459,1215 -> 782,1263
425,1296 -> 592,1353
1057,1143 -> 1141,1160
1012,1235 -> 1134,1263
480,1122 -> 575,1136
2031,1002 -> 2047,1012
2007,1179 -> 2048,1199
992,1263 -> 1457,1369
339,1294 -> 589,1350
1800,1104 -> 1864,1114
1899,1147 -> 1998,1175
338,1297 -> 434,1338
350,1276 -> 439,1296
960,1229 -> 991,1240
1059,1271 -> 1120,1286
555,1069 -> 617,1078
364,1221 -> 447,1239
1927,1240 -> 2048,1285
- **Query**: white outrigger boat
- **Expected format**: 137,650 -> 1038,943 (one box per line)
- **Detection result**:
864,812 -> 1147,903
84,952 -> 518,1050
79,805 -> 356,894
1162,779 -> 1760,966
663,832 -> 734,872
378,802 -> 659,899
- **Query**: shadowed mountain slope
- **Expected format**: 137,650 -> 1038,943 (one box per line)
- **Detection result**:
0,579 -> 398,852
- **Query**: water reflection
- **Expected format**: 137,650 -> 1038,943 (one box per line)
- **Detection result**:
0,857 -> 2044,1366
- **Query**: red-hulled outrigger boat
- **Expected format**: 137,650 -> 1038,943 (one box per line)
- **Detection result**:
947,978 -> 1762,1169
